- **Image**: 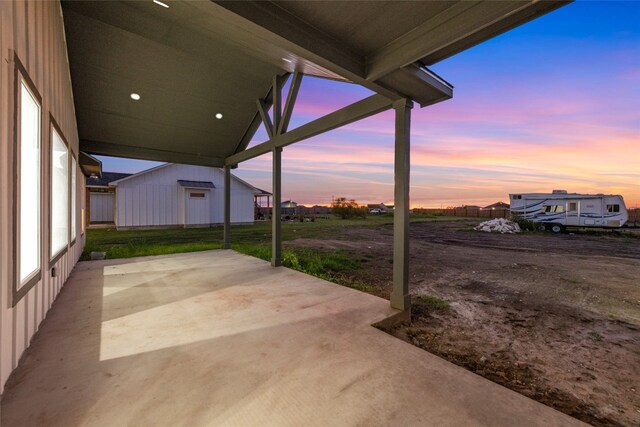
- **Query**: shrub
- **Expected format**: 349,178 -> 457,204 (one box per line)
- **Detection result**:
331,197 -> 368,219
512,216 -> 538,231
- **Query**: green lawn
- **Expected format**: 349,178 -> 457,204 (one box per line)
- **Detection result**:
82,214 -> 463,261
82,214 -> 462,291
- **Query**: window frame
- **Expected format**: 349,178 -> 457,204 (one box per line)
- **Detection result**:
49,116 -> 70,267
70,151 -> 77,246
543,205 -> 565,214
12,54 -> 43,306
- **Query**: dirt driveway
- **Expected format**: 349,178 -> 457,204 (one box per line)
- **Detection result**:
289,220 -> 640,426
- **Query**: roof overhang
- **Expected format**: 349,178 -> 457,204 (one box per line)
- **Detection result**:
62,0 -> 570,166
78,151 -> 102,177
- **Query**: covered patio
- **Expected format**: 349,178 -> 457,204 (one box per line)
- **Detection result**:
0,0 -> 582,423
0,250 -> 582,426
61,0 -> 569,313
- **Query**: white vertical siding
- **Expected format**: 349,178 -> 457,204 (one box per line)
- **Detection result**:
0,1 -> 85,393
89,193 -> 114,222
114,164 -> 256,228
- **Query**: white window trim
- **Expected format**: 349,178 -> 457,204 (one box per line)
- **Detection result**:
13,55 -> 43,306
49,119 -> 70,265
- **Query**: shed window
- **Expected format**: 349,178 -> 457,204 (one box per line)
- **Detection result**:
18,79 -> 41,286
71,156 -> 77,242
606,204 -> 620,213
51,126 -> 69,258
190,192 -> 206,198
543,205 -> 564,213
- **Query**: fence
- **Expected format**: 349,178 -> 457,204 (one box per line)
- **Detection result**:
412,208 -> 510,219
628,208 -> 640,226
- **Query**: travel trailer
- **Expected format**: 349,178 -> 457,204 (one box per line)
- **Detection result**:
509,190 -> 628,232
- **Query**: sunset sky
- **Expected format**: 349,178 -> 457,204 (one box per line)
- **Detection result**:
98,1 -> 640,208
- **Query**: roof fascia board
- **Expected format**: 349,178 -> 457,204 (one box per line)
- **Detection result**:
230,172 -> 263,193
108,163 -> 173,186
225,94 -> 393,166
366,0 -> 570,79
81,140 -> 225,168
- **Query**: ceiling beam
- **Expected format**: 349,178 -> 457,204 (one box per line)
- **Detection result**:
278,71 -> 302,135
233,73 -> 290,155
81,140 -> 225,167
366,1 -> 570,80
256,98 -> 274,139
225,94 -> 393,166
210,1 -> 403,102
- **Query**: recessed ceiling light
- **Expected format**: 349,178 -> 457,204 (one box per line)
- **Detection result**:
130,93 -> 141,101
215,113 -> 223,119
153,0 -> 170,8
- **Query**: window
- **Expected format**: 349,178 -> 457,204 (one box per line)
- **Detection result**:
568,202 -> 578,211
51,125 -> 69,259
512,195 -> 522,200
190,192 -> 206,198
18,79 -> 41,287
607,204 -> 620,213
543,205 -> 565,213
71,156 -> 77,242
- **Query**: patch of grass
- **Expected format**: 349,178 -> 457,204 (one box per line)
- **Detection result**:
234,243 -> 369,291
81,240 -> 222,260
411,295 -> 450,320
415,295 -> 450,310
234,244 -> 360,276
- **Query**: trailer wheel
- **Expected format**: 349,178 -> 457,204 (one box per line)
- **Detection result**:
551,224 -> 563,233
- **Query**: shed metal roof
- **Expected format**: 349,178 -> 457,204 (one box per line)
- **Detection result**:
177,180 -> 216,189
61,0 -> 568,166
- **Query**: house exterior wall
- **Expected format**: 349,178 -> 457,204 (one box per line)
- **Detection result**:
0,1 -> 85,393
114,164 -> 255,229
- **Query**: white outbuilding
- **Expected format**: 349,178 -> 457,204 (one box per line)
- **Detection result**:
89,163 -> 264,229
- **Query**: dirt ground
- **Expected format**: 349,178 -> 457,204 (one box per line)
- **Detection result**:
289,220 -> 640,426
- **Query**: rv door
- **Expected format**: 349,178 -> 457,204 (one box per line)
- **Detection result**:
566,200 -> 579,226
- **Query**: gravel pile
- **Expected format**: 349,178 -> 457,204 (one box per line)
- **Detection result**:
475,218 -> 521,234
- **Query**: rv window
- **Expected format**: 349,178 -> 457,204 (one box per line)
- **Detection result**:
543,205 -> 564,213
190,192 -> 205,198
512,195 -> 522,200
606,204 -> 620,213
568,202 -> 577,211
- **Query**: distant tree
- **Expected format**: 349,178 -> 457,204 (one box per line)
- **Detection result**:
331,197 -> 368,219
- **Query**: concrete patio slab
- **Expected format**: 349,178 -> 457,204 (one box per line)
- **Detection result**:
1,250 -> 584,426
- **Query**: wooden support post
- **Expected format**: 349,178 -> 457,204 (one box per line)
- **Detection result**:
390,99 -> 413,312
223,165 -> 231,249
271,147 -> 282,266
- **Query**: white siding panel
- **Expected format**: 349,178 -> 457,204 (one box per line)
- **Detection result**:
89,193 -> 115,222
1,1 -> 85,392
112,164 -> 257,229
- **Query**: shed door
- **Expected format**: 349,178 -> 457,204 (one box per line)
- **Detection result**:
90,192 -> 114,223
185,190 -> 211,225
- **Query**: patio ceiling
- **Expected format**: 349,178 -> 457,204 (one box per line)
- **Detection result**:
62,0 -> 568,167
